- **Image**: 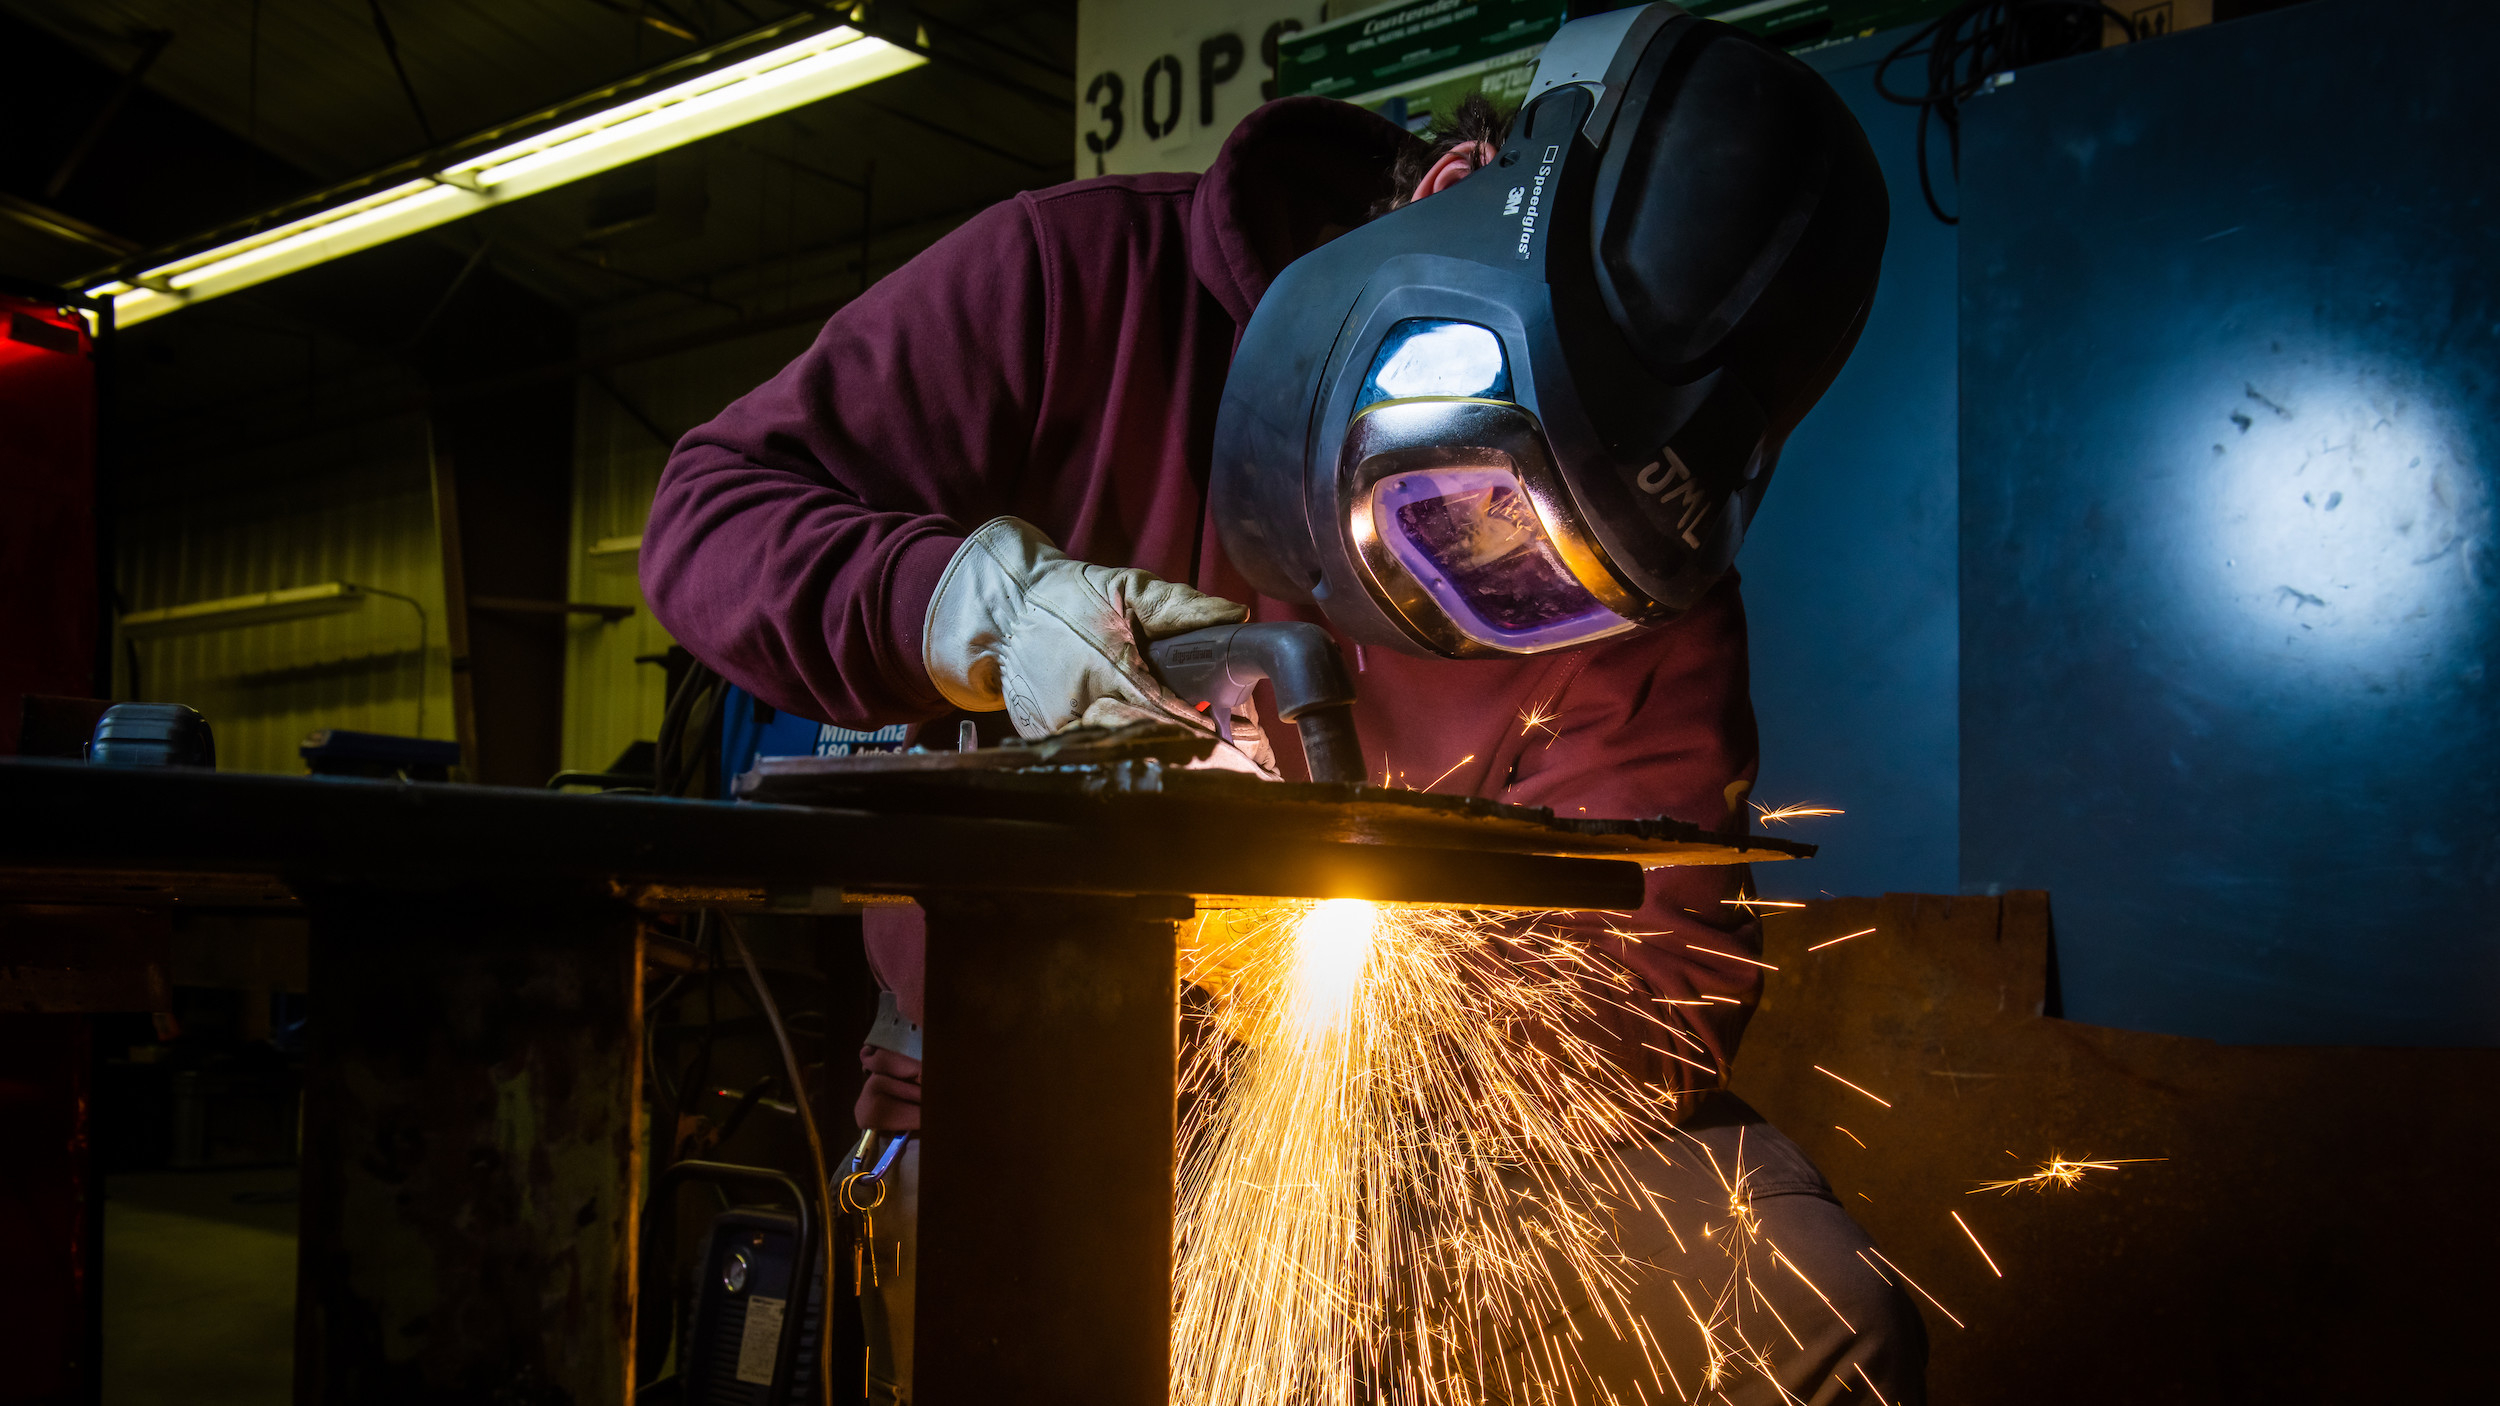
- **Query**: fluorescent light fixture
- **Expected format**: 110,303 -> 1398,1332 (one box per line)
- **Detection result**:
121,582 -> 368,637
90,24 -> 921,325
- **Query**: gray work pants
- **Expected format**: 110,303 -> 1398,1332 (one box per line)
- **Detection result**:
859,1096 -> 1922,1406
1479,1092 -> 1927,1406
858,1137 -> 918,1406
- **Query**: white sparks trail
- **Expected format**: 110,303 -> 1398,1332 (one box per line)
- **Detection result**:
1174,900 -> 1683,1406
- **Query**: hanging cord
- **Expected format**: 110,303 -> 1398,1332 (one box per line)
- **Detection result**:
1875,1 -> 2143,224
721,911 -> 837,1406
350,584 -> 430,738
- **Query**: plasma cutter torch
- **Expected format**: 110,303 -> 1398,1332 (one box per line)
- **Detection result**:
1147,622 -> 1366,785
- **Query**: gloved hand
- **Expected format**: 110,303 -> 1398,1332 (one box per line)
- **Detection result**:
922,517 -> 1278,775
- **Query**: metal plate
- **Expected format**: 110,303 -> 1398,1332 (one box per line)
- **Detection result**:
1958,0 -> 2500,1044
0,760 -> 1655,912
738,753 -> 1816,867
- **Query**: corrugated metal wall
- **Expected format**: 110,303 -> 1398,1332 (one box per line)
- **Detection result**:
112,319 -> 828,780
112,414 -> 451,776
564,375 -> 672,776
561,321 -> 823,775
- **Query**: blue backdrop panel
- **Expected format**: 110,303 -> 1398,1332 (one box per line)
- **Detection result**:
1959,0 -> 2500,1044
1739,35 -> 1962,901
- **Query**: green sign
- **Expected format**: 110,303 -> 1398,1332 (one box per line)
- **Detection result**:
1277,0 -> 1566,129
1683,0 -> 1958,51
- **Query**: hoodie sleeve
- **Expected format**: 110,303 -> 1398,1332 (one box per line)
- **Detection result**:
641,199 -> 1047,727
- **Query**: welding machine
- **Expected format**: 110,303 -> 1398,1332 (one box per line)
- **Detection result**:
640,1161 -> 854,1406
681,1207 -> 828,1405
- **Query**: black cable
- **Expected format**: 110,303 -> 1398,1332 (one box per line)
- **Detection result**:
641,956 -> 700,1117
1875,1 -> 2140,224
721,911 -> 837,1406
678,912 -> 724,1157
348,583 -> 429,737
363,0 -> 437,147
709,1073 -> 780,1145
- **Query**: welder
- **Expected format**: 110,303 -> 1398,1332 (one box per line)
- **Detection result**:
643,5 -> 1921,1403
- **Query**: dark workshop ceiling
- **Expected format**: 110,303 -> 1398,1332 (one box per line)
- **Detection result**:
0,0 -> 1076,316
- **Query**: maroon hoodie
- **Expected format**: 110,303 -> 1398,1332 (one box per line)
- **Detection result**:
644,99 -> 1765,1132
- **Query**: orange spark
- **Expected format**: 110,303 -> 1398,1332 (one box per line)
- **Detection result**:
1950,1210 -> 2003,1277
1809,927 -> 1877,951
1642,1041 -> 1719,1077
1812,1065 -> 1893,1108
1420,754 -> 1475,791
1834,1126 -> 1867,1149
1720,891 -> 1807,914
1972,1154 -> 2164,1195
1516,697 -> 1561,740
1685,942 -> 1780,971
1751,801 -> 1845,826
1862,1247 -> 1964,1329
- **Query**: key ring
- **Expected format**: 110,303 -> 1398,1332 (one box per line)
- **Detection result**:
836,1130 -> 910,1213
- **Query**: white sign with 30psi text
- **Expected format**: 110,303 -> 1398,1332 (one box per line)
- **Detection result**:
1074,0 -> 1327,176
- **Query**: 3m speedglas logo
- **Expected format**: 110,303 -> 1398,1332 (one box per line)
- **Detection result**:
1514,145 -> 1559,259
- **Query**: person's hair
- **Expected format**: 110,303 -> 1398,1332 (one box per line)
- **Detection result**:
1371,92 -> 1517,219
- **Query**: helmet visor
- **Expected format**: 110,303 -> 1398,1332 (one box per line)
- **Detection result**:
1368,465 -> 1635,653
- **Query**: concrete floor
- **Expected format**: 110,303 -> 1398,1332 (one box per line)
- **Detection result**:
103,1169 -> 297,1406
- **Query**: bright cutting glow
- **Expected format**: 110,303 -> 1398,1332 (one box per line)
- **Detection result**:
90,26 -> 921,325
1280,898 -> 1377,1037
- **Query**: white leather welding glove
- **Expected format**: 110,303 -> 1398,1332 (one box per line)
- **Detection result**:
922,517 -> 1279,777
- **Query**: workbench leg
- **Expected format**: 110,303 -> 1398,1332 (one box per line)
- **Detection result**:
295,892 -> 643,1406
916,893 -> 1188,1406
0,1014 -> 97,1406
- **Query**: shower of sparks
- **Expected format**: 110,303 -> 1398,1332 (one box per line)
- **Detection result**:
1812,1065 -> 1894,1108
1751,801 -> 1845,826
1174,900 -> 1699,1406
1949,1211 -> 2003,1277
1516,698 -> 1561,740
1166,889 -> 2149,1402
1972,1155 -> 2164,1196
1809,927 -> 1877,951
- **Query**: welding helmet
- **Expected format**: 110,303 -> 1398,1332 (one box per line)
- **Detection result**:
1211,3 -> 1888,658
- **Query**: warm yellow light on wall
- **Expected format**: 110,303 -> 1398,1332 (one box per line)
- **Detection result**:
88,23 -> 922,326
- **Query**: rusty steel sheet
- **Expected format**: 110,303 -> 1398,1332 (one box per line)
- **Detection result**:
737,755 -> 1816,868
0,905 -> 172,1013
917,892 -> 1188,1406
0,866 -> 296,910
295,887 -> 644,1406
1727,893 -> 2500,1404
